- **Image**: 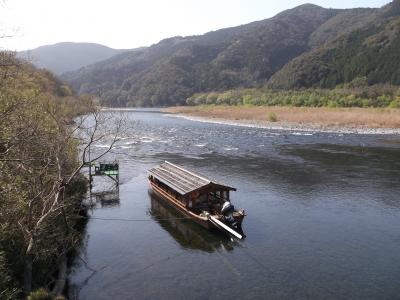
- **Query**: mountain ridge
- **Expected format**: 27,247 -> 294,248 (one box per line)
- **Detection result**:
32,1 -> 399,107
18,42 -> 129,74
267,1 -> 400,88
62,4 -> 341,106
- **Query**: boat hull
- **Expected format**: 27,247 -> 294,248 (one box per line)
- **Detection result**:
149,181 -> 212,229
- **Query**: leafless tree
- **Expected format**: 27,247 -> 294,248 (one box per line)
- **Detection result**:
0,51 -> 126,294
19,106 -> 125,293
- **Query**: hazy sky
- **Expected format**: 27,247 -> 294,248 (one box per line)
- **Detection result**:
0,0 -> 392,51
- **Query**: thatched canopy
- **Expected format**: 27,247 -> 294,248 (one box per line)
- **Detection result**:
148,161 -> 236,196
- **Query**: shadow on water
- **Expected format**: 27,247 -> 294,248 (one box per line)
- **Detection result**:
148,191 -> 238,252
281,144 -> 400,192
89,191 -> 121,208
280,143 -> 400,168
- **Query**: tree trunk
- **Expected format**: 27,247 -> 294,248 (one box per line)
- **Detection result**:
52,253 -> 67,296
24,253 -> 33,294
24,236 -> 35,295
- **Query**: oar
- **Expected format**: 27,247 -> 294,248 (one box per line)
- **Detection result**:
207,214 -> 243,239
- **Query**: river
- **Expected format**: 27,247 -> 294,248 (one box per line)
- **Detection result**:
69,109 -> 400,300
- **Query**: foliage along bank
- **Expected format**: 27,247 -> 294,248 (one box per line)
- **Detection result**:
186,83 -> 400,108
0,52 -> 92,299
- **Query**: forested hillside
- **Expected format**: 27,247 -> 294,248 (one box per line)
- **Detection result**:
61,1 -> 400,107
63,4 -> 340,107
268,0 -> 400,89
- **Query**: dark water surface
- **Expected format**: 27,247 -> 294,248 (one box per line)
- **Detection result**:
69,110 -> 400,300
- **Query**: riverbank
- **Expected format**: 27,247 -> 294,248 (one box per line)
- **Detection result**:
163,106 -> 400,134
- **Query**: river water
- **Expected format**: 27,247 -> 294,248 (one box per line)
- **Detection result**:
69,110 -> 400,300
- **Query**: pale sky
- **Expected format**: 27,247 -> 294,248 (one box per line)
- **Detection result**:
0,0 -> 392,51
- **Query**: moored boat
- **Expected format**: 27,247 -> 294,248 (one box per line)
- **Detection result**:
148,161 -> 245,239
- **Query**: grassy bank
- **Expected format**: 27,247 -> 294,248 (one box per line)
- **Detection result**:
163,105 -> 400,130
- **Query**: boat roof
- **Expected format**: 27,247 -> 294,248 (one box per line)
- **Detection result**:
148,161 -> 236,196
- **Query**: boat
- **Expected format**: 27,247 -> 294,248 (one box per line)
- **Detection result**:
148,161 -> 245,239
149,191 -> 236,252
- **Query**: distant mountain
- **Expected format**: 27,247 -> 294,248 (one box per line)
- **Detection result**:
18,42 -> 128,74
267,1 -> 400,88
62,1 -> 399,107
62,4 -> 340,106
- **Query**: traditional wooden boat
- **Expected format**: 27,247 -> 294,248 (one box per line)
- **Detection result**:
148,161 -> 245,239
149,192 -> 235,252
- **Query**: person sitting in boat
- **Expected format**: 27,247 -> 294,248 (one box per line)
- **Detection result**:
188,191 -> 200,208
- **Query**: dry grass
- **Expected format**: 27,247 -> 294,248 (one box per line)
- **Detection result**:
163,106 -> 400,129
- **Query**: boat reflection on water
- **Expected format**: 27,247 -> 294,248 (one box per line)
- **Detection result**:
90,191 -> 120,208
148,191 -> 239,252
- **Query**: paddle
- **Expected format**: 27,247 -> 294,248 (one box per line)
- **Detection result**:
205,212 -> 243,239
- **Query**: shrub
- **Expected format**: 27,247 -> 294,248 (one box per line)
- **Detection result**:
206,93 -> 218,104
268,112 -> 278,122
27,289 -> 53,300
389,100 -> 400,108
0,251 -> 19,299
